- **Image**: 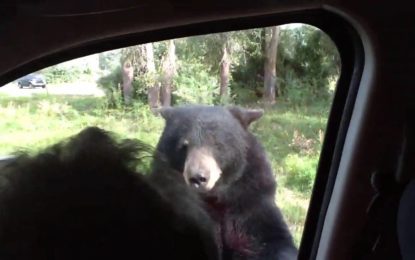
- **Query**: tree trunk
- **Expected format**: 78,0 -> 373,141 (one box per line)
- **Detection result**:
160,40 -> 176,107
122,59 -> 134,105
145,43 -> 159,109
219,33 -> 230,101
263,26 -> 280,105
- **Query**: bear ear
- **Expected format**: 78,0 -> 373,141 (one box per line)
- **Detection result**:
154,107 -> 175,120
227,107 -> 264,128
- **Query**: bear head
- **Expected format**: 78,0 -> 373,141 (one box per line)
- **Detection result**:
156,105 -> 263,195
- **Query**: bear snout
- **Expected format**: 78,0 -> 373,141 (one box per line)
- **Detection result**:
184,147 -> 222,192
188,171 -> 209,188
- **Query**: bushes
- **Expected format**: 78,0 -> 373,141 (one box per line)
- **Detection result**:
42,66 -> 93,84
284,153 -> 318,193
251,104 -> 325,194
96,67 -> 124,108
276,26 -> 339,105
97,60 -> 227,107
173,61 -> 218,105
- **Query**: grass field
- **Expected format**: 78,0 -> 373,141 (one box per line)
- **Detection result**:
0,93 -> 331,245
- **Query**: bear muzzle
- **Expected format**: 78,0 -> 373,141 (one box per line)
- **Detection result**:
183,147 -> 222,192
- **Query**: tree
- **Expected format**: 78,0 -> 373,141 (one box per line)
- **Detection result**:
98,24 -> 340,107
219,33 -> 231,101
121,59 -> 134,105
160,40 -> 176,107
276,25 -> 340,103
263,26 -> 280,105
145,43 -> 160,109
99,50 -> 121,72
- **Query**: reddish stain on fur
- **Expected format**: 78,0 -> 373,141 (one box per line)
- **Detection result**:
205,196 -> 259,257
223,220 -> 258,256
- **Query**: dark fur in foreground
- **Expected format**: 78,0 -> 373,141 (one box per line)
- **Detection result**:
154,105 -> 298,260
0,127 -> 219,260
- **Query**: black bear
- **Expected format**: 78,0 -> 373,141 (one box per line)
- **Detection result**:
0,127 -> 219,260
153,105 -> 298,260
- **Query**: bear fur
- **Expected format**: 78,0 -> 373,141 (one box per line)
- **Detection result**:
153,105 -> 298,260
0,127 -> 219,260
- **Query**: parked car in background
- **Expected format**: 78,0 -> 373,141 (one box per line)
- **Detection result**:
17,73 -> 46,88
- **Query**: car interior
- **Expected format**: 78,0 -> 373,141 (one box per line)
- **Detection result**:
0,0 -> 414,259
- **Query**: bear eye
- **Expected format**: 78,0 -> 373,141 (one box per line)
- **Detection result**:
177,139 -> 189,152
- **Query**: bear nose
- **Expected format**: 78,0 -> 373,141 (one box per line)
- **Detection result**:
189,173 -> 208,188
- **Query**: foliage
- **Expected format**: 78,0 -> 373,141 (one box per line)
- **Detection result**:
175,35 -> 223,73
94,25 -> 340,108
132,72 -> 156,101
284,154 -> 318,192
116,43 -> 169,104
229,25 -> 341,105
96,66 -> 123,108
230,29 -> 265,103
99,50 -> 121,72
41,66 -> 92,84
172,60 -> 219,105
277,25 -> 340,104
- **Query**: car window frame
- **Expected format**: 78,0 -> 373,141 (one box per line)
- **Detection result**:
0,9 -> 364,260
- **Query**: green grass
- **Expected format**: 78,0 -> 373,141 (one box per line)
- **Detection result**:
250,101 -> 329,245
0,94 -> 164,155
0,94 -> 330,246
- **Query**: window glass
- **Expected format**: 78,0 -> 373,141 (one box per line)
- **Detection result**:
0,23 -> 340,245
